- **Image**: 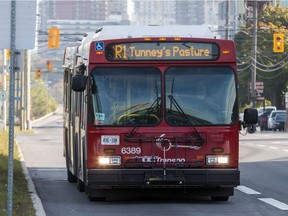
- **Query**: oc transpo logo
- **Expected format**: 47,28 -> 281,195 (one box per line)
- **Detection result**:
156,134 -> 172,151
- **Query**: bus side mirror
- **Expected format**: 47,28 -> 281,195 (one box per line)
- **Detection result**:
241,108 -> 258,134
72,74 -> 87,92
243,108 -> 258,124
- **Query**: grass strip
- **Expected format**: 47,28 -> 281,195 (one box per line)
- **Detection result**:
0,130 -> 35,216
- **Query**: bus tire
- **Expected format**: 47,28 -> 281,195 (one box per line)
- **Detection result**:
67,170 -> 77,183
77,178 -> 85,192
211,196 -> 229,201
65,139 -> 77,183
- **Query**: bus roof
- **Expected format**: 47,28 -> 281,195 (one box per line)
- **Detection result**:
92,25 -> 219,41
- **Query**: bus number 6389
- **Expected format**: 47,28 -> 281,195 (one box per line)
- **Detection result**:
121,147 -> 141,154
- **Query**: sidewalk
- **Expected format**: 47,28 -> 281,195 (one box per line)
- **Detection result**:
14,107 -> 62,216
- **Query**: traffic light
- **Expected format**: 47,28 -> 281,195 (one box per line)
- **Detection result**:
36,68 -> 41,78
47,60 -> 53,72
48,28 -> 60,48
273,33 -> 284,53
5,49 -> 11,59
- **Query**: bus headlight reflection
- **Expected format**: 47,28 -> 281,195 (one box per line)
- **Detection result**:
99,156 -> 121,165
206,155 -> 229,165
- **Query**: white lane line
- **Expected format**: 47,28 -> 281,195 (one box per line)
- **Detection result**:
283,149 -> 288,152
236,186 -> 261,195
258,198 -> 288,210
269,146 -> 279,150
257,144 -> 265,147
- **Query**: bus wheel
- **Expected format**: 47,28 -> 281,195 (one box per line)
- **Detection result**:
67,170 -> 77,183
211,196 -> 229,201
77,178 -> 85,192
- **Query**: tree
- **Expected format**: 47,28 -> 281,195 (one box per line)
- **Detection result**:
235,4 -> 288,109
30,76 -> 58,120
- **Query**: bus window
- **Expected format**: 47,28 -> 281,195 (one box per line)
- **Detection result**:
165,66 -> 237,126
89,67 -> 162,126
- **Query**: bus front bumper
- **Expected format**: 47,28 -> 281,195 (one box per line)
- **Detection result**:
87,168 -> 240,189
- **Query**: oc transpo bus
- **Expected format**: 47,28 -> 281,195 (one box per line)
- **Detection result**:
63,25 -> 257,201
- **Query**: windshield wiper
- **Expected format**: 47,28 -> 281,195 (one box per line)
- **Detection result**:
147,80 -> 161,115
168,95 -> 190,125
168,95 -> 205,143
147,97 -> 161,114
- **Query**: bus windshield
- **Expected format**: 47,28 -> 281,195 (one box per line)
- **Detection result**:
165,66 -> 237,125
90,67 -> 162,126
89,66 -> 237,126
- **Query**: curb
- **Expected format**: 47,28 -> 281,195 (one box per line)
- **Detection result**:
16,141 -> 46,216
31,111 -> 57,125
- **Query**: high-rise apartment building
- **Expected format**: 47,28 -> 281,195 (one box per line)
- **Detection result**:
131,0 -> 176,25
106,0 -> 129,22
38,0 -> 129,33
175,0 -> 205,25
131,0 -> 236,28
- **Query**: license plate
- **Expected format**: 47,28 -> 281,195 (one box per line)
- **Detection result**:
101,135 -> 120,145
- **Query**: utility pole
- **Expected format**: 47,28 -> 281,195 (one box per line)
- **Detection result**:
25,50 -> 31,130
3,50 -> 8,131
250,1 -> 258,108
225,0 -> 230,39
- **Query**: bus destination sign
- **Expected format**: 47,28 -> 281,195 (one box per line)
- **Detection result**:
106,42 -> 219,61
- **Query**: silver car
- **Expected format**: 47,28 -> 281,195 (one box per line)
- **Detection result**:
267,110 -> 286,130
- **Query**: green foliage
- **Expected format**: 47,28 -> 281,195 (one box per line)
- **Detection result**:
235,5 -> 288,110
30,77 -> 58,120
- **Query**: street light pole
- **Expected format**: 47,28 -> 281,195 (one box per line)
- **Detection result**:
250,1 -> 258,108
225,0 -> 230,39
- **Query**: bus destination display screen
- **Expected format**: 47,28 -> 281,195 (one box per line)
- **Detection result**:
105,42 -> 219,61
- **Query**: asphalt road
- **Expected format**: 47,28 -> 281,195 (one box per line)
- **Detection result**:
16,111 -> 288,216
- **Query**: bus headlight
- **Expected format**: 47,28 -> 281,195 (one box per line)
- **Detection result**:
98,156 -> 121,165
206,155 -> 229,165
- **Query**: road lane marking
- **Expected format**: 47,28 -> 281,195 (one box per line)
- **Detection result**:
268,146 -> 278,150
236,186 -> 261,195
257,144 -> 265,147
258,198 -> 288,210
283,150 -> 288,152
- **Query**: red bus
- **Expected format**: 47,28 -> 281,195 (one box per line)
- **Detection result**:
63,25 -> 257,201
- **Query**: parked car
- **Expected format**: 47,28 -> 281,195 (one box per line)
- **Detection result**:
271,113 -> 285,131
259,112 -> 269,131
257,106 -> 277,116
257,106 -> 276,125
267,110 -> 286,130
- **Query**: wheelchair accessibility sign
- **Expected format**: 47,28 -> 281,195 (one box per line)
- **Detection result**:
95,42 -> 104,51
